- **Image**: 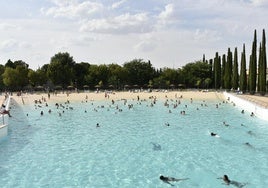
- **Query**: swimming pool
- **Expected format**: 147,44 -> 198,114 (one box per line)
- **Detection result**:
0,96 -> 267,187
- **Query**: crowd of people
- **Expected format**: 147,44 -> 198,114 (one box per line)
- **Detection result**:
26,92 -> 254,187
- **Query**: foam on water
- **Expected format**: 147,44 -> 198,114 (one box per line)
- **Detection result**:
0,97 -> 267,187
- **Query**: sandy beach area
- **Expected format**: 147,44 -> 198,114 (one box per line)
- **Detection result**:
1,90 -> 267,110
9,90 -> 225,106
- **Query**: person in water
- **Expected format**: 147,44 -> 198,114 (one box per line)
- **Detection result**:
218,174 -> 248,187
159,175 -> 188,186
210,132 -> 217,137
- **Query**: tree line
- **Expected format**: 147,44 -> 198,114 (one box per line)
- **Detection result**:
0,29 -> 266,95
0,53 -> 213,91
211,29 -> 267,95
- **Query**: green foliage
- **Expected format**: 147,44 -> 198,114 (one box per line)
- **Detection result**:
0,65 -> 5,89
213,52 -> 221,89
181,61 -> 212,88
249,30 -> 257,94
47,52 -> 75,87
221,55 -> 226,89
0,28 -> 264,93
259,29 -> 267,96
73,62 -> 90,88
3,65 -> 29,90
28,68 -> 47,87
224,48 -> 232,90
240,44 -> 247,93
232,47 -> 239,90
123,59 -> 154,86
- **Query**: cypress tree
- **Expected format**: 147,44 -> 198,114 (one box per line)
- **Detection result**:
232,47 -> 239,90
203,54 -> 206,63
209,59 -> 213,88
257,42 -> 262,93
249,29 -> 257,94
240,44 -> 247,93
248,55 -> 252,92
221,54 -> 226,89
224,48 -> 232,90
214,52 -> 221,89
259,29 -> 267,96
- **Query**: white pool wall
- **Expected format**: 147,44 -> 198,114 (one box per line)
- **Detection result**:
0,95 -> 11,139
224,92 -> 268,121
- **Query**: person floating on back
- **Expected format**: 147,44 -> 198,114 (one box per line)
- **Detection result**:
159,175 -> 188,186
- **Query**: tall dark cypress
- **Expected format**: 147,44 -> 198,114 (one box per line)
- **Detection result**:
257,42 -> 262,93
259,29 -> 267,95
240,44 -> 247,93
209,58 -> 213,87
221,54 -> 226,89
214,52 -> 221,89
232,47 -> 239,90
249,29 -> 257,94
224,48 -> 232,90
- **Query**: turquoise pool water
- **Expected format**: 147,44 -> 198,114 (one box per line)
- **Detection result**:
0,96 -> 268,187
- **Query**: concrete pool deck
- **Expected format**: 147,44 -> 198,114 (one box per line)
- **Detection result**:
224,92 -> 268,121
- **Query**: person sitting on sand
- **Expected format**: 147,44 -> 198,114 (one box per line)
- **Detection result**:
218,174 -> 248,187
159,175 -> 188,186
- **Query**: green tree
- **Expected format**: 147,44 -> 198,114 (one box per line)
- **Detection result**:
3,65 -> 28,90
249,30 -> 257,94
180,61 -> 212,88
221,55 -> 226,89
224,48 -> 232,90
107,64 -> 127,89
123,59 -> 154,86
257,42 -> 262,93
3,67 -> 18,89
74,62 -> 90,88
259,29 -> 267,95
213,52 -> 221,89
232,47 -> 239,90
47,52 -> 75,87
240,44 -> 247,93
28,68 -> 48,87
0,64 -> 5,90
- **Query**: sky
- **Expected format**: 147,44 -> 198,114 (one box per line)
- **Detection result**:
0,0 -> 268,70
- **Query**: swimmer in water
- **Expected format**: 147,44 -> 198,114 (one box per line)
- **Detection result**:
159,175 -> 188,186
210,132 -> 217,137
218,175 -> 248,187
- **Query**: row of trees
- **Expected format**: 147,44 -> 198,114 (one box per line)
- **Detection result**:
0,54 -> 212,91
0,29 -> 266,95
211,29 -> 267,95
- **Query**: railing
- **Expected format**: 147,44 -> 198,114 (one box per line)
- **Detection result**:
0,94 -> 11,139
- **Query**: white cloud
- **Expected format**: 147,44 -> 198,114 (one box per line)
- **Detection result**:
1,0 -> 268,70
111,0 -> 128,9
0,39 -> 19,51
250,0 -> 268,6
80,12 -> 152,34
0,23 -> 20,31
159,3 -> 174,20
42,1 -> 103,19
134,34 -> 158,52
